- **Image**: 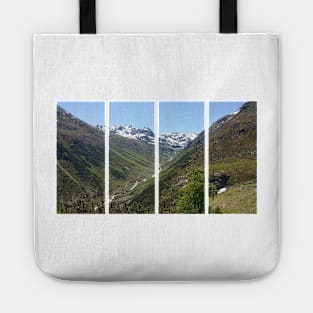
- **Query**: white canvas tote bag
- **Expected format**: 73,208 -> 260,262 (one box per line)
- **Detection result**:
33,0 -> 280,280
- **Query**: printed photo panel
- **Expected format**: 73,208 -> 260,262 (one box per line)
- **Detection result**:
159,102 -> 205,214
57,102 -> 105,213
109,102 -> 155,214
209,101 -> 257,214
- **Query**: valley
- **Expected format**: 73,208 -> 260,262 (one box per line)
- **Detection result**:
108,127 -> 200,213
109,132 -> 155,213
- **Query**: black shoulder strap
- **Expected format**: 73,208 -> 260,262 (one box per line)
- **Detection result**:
80,0 -> 96,34
79,0 -> 237,34
220,0 -> 238,33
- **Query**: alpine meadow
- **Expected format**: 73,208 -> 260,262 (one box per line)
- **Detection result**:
209,101 -> 257,214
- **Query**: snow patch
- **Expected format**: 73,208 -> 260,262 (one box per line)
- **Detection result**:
217,187 -> 228,195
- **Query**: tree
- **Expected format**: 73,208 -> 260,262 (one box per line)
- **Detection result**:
176,166 -> 204,213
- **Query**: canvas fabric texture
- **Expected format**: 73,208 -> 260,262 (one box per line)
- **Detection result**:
33,34 -> 280,280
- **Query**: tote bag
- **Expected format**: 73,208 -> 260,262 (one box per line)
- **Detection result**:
33,0 -> 280,280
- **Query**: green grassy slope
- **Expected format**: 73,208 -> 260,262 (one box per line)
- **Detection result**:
209,102 -> 257,214
57,106 -> 104,214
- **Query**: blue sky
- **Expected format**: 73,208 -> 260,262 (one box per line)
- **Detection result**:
160,102 -> 204,133
58,101 -> 104,126
57,101 -> 246,129
110,102 -> 154,129
209,101 -> 245,126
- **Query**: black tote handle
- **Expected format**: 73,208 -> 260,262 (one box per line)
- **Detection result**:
220,0 -> 237,33
80,0 -> 96,34
79,0 -> 237,34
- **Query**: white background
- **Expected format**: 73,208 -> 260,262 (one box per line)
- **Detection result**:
0,0 -> 312,312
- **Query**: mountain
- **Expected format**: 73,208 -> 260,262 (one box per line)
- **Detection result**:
209,101 -> 257,163
57,106 -> 105,213
109,125 -> 198,150
209,101 -> 257,214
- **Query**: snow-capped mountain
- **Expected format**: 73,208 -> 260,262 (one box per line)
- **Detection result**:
110,125 -> 155,144
159,132 -> 198,150
109,125 -> 198,149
